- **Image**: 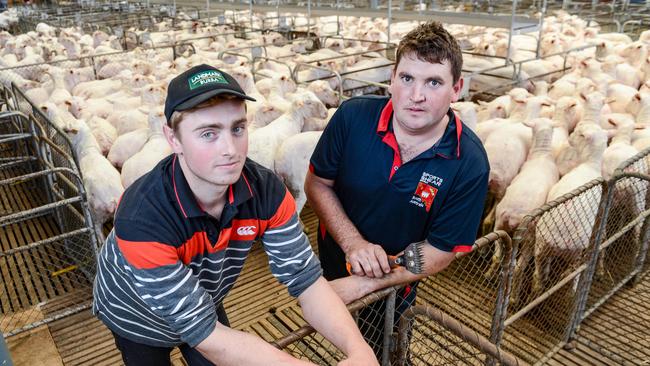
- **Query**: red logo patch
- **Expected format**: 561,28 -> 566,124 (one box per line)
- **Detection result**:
415,182 -> 438,212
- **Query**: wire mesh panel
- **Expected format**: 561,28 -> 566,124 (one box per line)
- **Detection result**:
0,103 -> 97,338
501,179 -> 606,364
619,146 -> 650,176
618,147 -> 650,275
0,166 -> 96,337
416,231 -> 514,345
270,288 -> 395,365
580,174 -> 650,319
395,305 -> 525,366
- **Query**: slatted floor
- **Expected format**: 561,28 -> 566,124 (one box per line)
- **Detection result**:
3,158 -> 650,365
0,162 -> 94,334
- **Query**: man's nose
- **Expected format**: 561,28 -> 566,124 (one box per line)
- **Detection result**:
409,84 -> 425,102
221,133 -> 236,156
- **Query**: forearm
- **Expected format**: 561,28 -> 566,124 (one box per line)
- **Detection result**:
304,172 -> 361,251
298,277 -> 374,358
196,323 -> 314,366
331,242 -> 457,304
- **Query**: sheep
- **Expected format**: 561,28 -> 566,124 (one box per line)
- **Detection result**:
107,128 -> 149,168
72,78 -> 123,99
120,108 -> 172,188
451,102 -> 478,132
303,108 -> 337,132
606,83 -> 638,114
86,116 -> 118,156
65,120 -> 124,242
602,117 -> 638,180
274,131 -> 323,213
483,123 -> 532,199
551,96 -> 581,158
556,92 -> 606,175
39,102 -> 79,132
248,91 -> 328,170
255,73 -> 297,98
476,95 -> 510,121
307,80 -> 339,108
533,123 -> 607,299
490,119 -> 559,301
66,97 -> 113,120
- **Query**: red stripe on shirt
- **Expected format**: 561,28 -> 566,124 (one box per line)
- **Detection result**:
452,245 -> 473,253
117,237 -> 178,269
268,189 -> 296,229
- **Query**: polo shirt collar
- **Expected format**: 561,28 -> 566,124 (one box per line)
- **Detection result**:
170,154 -> 254,219
376,99 -> 463,159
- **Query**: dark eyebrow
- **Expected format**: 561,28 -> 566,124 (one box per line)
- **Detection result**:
193,118 -> 247,132
426,77 -> 444,84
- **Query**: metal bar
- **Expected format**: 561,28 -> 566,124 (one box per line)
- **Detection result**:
504,262 -> 589,327
381,289 -> 396,366
0,228 -> 93,257
397,305 -> 523,366
0,197 -> 83,227
564,180 -> 610,344
196,2 -> 539,29
3,301 -> 92,338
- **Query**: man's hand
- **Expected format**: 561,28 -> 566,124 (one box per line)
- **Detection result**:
337,346 -> 379,366
343,237 -> 391,278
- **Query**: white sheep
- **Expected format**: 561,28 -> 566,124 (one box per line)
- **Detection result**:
86,116 -> 117,156
533,123 -> 607,298
307,80 -> 339,108
303,108 -> 337,132
483,123 -> 532,199
120,108 -> 172,188
248,91 -> 327,170
602,117 -> 638,180
274,131 -> 323,213
107,128 -> 149,168
490,119 -> 559,302
66,120 -> 124,241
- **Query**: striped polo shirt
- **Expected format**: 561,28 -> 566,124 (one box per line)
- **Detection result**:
92,154 -> 322,348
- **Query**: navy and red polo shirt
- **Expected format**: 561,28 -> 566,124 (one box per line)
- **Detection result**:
93,154 -> 321,348
309,96 -> 489,280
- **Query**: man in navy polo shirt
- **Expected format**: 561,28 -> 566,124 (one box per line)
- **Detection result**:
93,64 -> 377,366
305,21 -> 489,356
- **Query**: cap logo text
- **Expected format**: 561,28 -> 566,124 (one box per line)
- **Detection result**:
188,70 -> 228,90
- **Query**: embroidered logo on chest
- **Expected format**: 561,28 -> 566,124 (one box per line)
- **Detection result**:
409,172 -> 442,212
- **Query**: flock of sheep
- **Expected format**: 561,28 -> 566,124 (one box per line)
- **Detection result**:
1,7 -> 649,302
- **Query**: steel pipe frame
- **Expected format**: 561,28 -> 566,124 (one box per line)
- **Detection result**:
396,305 -> 524,366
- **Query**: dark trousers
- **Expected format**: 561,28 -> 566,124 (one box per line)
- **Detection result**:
111,304 -> 229,366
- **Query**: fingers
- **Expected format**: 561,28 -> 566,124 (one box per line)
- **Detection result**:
374,247 -> 391,275
347,244 -> 390,278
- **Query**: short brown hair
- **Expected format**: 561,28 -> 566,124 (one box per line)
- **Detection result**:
168,94 -> 246,132
395,21 -> 463,83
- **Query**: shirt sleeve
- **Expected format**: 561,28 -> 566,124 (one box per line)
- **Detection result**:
261,189 -> 322,297
427,169 -> 489,253
113,218 -> 217,347
309,105 -> 349,180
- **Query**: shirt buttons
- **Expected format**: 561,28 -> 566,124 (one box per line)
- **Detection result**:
394,166 -> 399,171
